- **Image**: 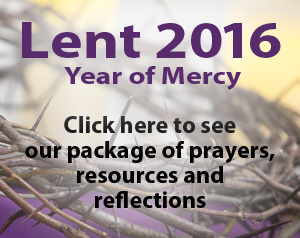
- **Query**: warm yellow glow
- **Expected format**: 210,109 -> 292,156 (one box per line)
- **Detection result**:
29,0 -> 116,29
226,0 -> 300,112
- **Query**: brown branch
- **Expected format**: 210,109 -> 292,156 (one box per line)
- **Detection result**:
0,179 -> 89,238
187,201 -> 300,221
0,145 -> 18,155
0,161 -> 109,238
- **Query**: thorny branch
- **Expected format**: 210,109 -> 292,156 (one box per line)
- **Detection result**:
0,92 -> 300,237
0,1 -> 300,237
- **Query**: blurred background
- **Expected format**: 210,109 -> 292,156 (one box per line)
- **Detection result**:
1,0 -> 299,147
0,0 -> 300,144
0,0 -> 300,237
